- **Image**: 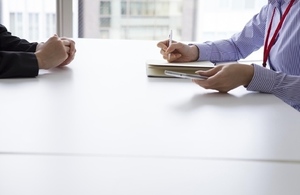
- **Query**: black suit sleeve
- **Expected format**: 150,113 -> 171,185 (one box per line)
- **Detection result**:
0,24 -> 39,78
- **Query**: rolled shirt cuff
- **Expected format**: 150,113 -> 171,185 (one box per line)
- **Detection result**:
194,43 -> 212,61
246,64 -> 276,93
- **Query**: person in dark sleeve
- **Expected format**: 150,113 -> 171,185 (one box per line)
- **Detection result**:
0,24 -> 76,78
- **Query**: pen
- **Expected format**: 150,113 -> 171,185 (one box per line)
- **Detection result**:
168,30 -> 172,60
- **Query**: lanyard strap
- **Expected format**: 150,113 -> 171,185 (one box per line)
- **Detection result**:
263,0 -> 295,67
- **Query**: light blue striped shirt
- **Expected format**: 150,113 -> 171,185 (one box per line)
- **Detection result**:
196,0 -> 300,111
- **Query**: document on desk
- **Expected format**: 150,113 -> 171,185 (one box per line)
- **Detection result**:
145,59 -> 215,78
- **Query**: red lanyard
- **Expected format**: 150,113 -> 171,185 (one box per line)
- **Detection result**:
263,0 -> 295,67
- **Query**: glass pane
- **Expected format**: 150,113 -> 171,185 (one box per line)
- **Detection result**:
9,12 -> 23,36
0,0 -> 268,44
0,0 -> 56,42
75,0 -> 265,42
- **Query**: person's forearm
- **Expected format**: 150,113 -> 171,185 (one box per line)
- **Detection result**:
196,40 -> 242,62
0,52 -> 39,78
247,64 -> 300,111
0,24 -> 37,52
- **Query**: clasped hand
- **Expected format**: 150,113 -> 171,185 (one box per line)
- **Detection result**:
157,39 -> 254,93
35,34 -> 76,70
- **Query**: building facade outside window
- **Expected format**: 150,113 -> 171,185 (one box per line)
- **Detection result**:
0,0 -> 265,43
0,0 -> 56,41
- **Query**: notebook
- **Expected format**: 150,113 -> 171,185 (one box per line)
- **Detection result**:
145,59 -> 215,78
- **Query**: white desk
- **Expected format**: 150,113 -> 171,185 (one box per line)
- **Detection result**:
0,39 -> 299,162
1,38 -> 300,195
1,154 -> 300,195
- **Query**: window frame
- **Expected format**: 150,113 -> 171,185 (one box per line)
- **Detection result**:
56,0 -> 73,37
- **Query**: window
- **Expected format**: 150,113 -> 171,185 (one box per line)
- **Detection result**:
9,12 -> 23,36
28,13 -> 39,40
76,0 -> 265,41
99,29 -> 109,39
1,0 -> 56,41
0,0 -> 266,45
121,1 -> 127,15
0,0 -> 265,59
245,0 -> 255,9
46,13 -> 56,38
100,17 -> 111,27
100,1 -> 111,15
121,26 -> 169,40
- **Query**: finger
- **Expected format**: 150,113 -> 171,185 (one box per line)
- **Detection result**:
193,77 -> 221,92
194,70 -> 210,77
59,56 -> 71,66
48,34 -> 59,41
193,73 -> 229,92
195,66 -> 222,77
59,54 -> 75,66
192,79 -> 207,89
61,39 -> 76,54
157,40 -> 169,50
168,53 -> 182,62
64,46 -> 70,53
160,49 -> 168,60
62,40 -> 70,46
68,41 -> 76,55
160,49 -> 172,61
164,44 -> 176,59
166,42 -> 180,53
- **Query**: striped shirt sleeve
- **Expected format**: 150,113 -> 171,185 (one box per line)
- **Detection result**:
247,64 -> 300,111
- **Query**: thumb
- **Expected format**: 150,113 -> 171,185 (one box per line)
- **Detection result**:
195,66 -> 220,77
52,34 -> 60,39
166,42 -> 179,53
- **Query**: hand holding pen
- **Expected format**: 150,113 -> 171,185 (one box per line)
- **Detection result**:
156,31 -> 200,63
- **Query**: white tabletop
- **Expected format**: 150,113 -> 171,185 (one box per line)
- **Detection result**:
1,154 -> 300,195
0,39 -> 299,162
